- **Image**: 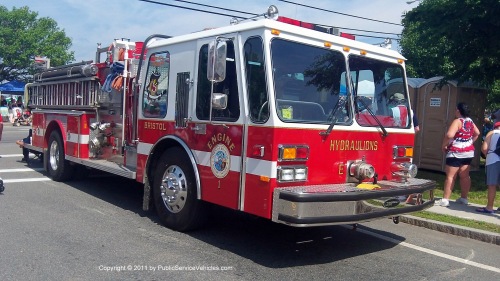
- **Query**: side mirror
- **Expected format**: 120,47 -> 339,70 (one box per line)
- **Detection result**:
207,40 -> 227,82
212,93 -> 228,110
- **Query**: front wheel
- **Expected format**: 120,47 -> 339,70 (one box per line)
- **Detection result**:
47,131 -> 74,181
153,147 -> 207,231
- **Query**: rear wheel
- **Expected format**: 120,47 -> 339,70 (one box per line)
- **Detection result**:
153,147 -> 207,231
47,131 -> 74,181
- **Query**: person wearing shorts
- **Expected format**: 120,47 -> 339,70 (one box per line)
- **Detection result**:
476,122 -> 500,213
435,102 -> 480,207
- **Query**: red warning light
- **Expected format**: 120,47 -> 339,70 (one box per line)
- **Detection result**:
341,33 -> 355,40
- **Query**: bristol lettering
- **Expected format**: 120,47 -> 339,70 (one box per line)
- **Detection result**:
144,121 -> 167,131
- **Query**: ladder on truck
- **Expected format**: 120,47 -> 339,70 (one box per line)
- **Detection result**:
28,77 -> 101,109
27,60 -> 102,109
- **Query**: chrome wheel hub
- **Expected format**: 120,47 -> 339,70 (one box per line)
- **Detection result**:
160,165 -> 187,213
49,140 -> 59,171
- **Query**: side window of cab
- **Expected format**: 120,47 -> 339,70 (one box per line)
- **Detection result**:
142,52 -> 170,118
196,42 -> 240,121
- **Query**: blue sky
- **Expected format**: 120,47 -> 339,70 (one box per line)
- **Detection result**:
2,0 -> 420,62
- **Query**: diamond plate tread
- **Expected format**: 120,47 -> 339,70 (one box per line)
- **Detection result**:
276,178 -> 434,194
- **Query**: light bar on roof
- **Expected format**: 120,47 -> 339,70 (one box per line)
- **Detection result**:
341,33 -> 355,40
277,17 -> 334,35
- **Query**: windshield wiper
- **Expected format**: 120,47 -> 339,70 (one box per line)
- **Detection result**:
356,96 -> 389,137
319,99 -> 343,136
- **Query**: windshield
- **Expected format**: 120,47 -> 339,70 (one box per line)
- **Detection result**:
271,39 -> 349,124
349,55 -> 410,129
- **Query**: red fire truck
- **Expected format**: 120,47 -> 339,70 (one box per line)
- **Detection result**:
25,6 -> 435,231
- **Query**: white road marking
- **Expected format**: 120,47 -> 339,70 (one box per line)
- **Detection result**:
0,168 -> 45,173
2,178 -> 51,183
0,153 -> 38,158
346,226 -> 500,273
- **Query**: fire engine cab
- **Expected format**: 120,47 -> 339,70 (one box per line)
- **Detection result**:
25,6 -> 435,231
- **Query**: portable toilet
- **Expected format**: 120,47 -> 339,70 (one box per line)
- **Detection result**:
407,77 -> 487,172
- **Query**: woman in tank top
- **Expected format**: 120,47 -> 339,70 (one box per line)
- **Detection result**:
435,102 -> 480,207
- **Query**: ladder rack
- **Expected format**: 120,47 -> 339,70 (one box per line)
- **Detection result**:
27,77 -> 102,109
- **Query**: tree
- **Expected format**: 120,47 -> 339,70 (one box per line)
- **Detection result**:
0,6 -> 74,82
400,0 -> 500,89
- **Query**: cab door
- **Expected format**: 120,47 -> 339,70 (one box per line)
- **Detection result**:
190,35 -> 244,210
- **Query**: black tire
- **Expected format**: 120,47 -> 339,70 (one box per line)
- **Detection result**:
47,131 -> 74,181
153,147 -> 207,231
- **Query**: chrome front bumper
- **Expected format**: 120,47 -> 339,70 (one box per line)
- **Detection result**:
272,178 -> 435,227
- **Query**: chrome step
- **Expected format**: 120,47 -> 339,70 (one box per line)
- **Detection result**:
66,155 -> 136,179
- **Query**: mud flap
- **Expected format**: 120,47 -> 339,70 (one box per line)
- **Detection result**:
143,174 -> 152,211
43,149 -> 48,172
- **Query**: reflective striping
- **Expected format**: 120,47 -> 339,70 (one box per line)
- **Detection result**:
0,168 -> 45,173
67,133 -> 89,144
137,144 -> 277,177
137,142 -> 153,155
193,149 -> 210,167
247,157 -> 277,178
3,178 -> 51,183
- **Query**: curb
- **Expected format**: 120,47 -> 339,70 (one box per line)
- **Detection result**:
399,214 -> 500,245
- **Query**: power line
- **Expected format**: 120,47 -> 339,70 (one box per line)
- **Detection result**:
138,0 -> 400,37
278,0 -> 402,26
173,0 -> 400,35
171,0 -> 258,16
318,24 -> 400,36
347,33 -> 399,40
138,0 -> 248,19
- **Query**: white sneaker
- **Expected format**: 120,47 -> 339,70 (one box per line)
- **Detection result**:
434,198 -> 449,207
455,197 -> 469,205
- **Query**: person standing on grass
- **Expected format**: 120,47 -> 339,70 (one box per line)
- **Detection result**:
435,102 -> 480,207
476,121 -> 500,213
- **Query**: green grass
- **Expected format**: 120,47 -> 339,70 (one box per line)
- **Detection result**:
411,211 -> 500,234
416,158 -> 499,208
366,199 -> 500,234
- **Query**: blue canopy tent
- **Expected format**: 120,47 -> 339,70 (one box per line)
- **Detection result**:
0,80 -> 26,93
0,80 -> 27,119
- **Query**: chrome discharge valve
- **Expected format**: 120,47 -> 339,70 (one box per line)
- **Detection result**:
390,162 -> 418,182
348,160 -> 375,182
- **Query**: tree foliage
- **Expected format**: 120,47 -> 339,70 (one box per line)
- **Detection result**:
400,0 -> 500,89
0,6 -> 74,82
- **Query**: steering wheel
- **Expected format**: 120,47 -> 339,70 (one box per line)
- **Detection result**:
257,101 -> 268,121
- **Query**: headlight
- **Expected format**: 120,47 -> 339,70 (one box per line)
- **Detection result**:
277,166 -> 308,182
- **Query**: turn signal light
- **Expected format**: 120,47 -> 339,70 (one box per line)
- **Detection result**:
278,145 -> 309,162
393,146 -> 413,159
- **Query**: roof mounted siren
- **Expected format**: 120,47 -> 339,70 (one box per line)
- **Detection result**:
230,5 -> 279,25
